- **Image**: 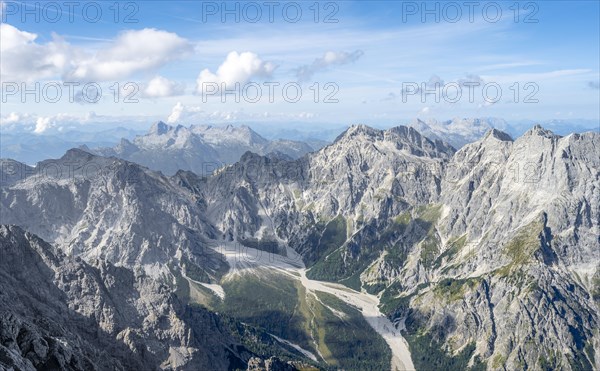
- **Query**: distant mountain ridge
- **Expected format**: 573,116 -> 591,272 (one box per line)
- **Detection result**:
89,122 -> 327,175
406,117 -> 510,148
0,127 -> 143,165
406,117 -> 599,148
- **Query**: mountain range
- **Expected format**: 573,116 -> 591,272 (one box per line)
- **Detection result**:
2,118 -> 596,170
405,117 -> 599,148
1,123 -> 598,370
87,122 -> 328,176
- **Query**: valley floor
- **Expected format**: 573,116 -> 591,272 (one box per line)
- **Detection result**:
208,241 -> 415,371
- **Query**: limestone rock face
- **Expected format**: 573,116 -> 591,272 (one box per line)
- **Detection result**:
0,149 -> 221,280
0,225 -> 257,370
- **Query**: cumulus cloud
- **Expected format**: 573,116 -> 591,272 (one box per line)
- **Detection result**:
167,102 -> 184,123
142,76 -> 185,98
0,23 -> 37,51
34,117 -> 53,134
1,111 -> 157,135
195,51 -> 277,93
167,102 -> 203,123
0,23 -> 74,82
31,113 -> 91,133
1,112 -> 90,133
167,102 -> 250,123
1,113 -> 30,129
296,50 -> 364,82
3,112 -> 19,123
65,28 -> 193,81
1,24 -> 192,83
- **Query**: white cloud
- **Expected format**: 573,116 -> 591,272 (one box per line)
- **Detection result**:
1,112 -> 33,126
167,102 -> 203,123
143,76 -> 185,98
2,112 -> 91,133
167,102 -> 184,123
1,111 -> 159,134
296,50 -> 364,82
65,28 -> 192,81
32,113 -> 88,133
1,25 -> 192,83
0,23 -> 73,82
0,23 -> 37,51
34,117 -> 53,133
195,51 -> 277,93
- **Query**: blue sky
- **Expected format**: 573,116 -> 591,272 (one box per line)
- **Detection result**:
1,0 -> 599,132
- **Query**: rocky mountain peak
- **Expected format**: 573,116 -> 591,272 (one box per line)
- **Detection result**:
386,125 -> 428,144
149,120 -> 171,135
483,128 -> 513,142
524,124 -> 560,139
334,124 -> 382,142
239,150 -> 264,163
387,125 -> 419,138
330,124 -> 455,159
386,125 -> 455,158
41,147 -> 100,168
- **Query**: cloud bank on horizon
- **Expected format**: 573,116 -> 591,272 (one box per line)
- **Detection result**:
0,0 -> 598,133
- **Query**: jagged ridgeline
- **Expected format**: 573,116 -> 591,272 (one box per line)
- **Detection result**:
89,122 -> 327,176
1,124 -> 599,370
